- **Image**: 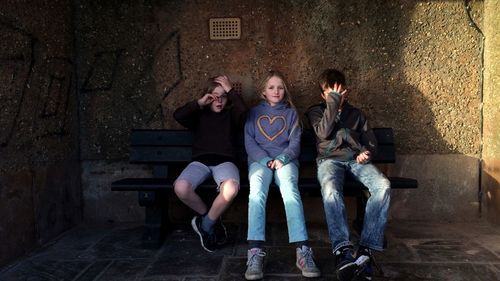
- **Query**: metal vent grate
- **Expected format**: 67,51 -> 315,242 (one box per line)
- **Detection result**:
209,18 -> 241,40
232,82 -> 242,94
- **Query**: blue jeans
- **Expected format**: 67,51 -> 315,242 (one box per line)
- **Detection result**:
317,159 -> 391,251
247,162 -> 308,243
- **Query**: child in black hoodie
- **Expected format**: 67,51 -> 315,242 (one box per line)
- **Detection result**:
173,75 -> 247,252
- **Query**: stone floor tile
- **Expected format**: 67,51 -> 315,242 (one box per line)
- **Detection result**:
146,240 -> 224,277
377,262 -> 499,281
86,226 -> 158,259
94,260 -> 150,280
0,259 -> 90,281
74,260 -> 112,281
378,241 -> 419,262
1,221 -> 500,280
410,239 -> 499,263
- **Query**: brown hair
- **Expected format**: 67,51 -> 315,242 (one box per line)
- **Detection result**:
202,76 -> 223,96
318,69 -> 346,91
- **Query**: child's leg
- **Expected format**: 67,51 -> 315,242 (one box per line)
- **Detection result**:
317,159 -> 353,251
207,162 -> 240,221
247,162 -> 273,242
349,162 -> 391,251
274,162 -> 308,243
174,162 -> 210,215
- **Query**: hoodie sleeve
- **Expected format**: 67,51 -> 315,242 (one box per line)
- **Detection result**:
173,100 -> 201,129
244,109 -> 272,165
306,91 -> 342,140
275,110 -> 301,164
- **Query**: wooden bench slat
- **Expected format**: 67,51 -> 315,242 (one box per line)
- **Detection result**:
112,176 -> 418,191
131,129 -> 193,146
128,129 -> 396,164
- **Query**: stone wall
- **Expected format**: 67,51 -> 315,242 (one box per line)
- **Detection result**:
76,0 -> 485,224
0,0 -> 81,267
483,0 -> 500,225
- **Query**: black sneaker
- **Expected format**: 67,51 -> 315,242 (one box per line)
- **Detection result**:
214,217 -> 228,245
191,216 -> 217,252
355,248 -> 374,280
335,246 -> 357,281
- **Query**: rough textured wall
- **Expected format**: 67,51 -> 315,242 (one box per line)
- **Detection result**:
0,0 -> 81,267
76,1 -> 484,222
483,0 -> 500,225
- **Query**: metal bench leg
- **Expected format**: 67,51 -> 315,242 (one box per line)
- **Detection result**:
138,191 -> 170,248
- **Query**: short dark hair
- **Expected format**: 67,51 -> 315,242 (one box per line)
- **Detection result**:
318,69 -> 346,90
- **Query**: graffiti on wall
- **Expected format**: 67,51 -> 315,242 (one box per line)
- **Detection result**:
0,18 -> 72,148
80,49 -> 124,93
155,30 -> 182,100
37,57 -> 73,138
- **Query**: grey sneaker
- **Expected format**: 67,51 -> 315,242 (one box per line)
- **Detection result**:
245,248 -> 266,280
296,245 -> 321,278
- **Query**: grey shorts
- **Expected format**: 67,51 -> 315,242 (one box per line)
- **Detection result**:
175,161 -> 240,191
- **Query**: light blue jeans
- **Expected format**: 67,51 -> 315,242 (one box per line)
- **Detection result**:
247,162 -> 308,243
317,159 -> 391,251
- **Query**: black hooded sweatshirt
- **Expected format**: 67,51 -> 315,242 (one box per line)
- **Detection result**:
173,89 -> 247,166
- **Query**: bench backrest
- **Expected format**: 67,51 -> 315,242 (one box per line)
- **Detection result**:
128,128 -> 395,164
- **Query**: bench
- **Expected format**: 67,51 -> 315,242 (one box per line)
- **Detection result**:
111,128 -> 418,248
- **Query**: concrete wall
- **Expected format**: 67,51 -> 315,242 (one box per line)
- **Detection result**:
483,0 -> 500,225
0,0 -> 494,270
77,0 -> 486,224
0,0 -> 81,267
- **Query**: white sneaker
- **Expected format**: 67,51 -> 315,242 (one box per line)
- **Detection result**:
296,245 -> 321,278
245,248 -> 266,280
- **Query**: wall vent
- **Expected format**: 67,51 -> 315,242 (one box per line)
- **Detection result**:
209,18 -> 241,40
232,82 -> 242,94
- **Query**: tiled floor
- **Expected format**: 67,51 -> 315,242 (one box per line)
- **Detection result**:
1,220 -> 500,280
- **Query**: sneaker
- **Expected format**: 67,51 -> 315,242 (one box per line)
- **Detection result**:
355,247 -> 374,280
191,216 -> 217,252
296,245 -> 321,278
335,246 -> 357,281
245,248 -> 266,280
214,217 -> 227,245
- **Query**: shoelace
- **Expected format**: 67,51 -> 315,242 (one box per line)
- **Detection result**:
358,249 -> 384,277
247,251 -> 266,267
301,248 -> 316,268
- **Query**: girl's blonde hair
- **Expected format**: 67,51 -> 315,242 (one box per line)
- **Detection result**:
257,70 -> 295,108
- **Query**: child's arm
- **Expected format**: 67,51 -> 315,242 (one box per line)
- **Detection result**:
244,111 -> 272,166
173,100 -> 202,129
306,89 -> 344,140
275,111 -> 301,166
